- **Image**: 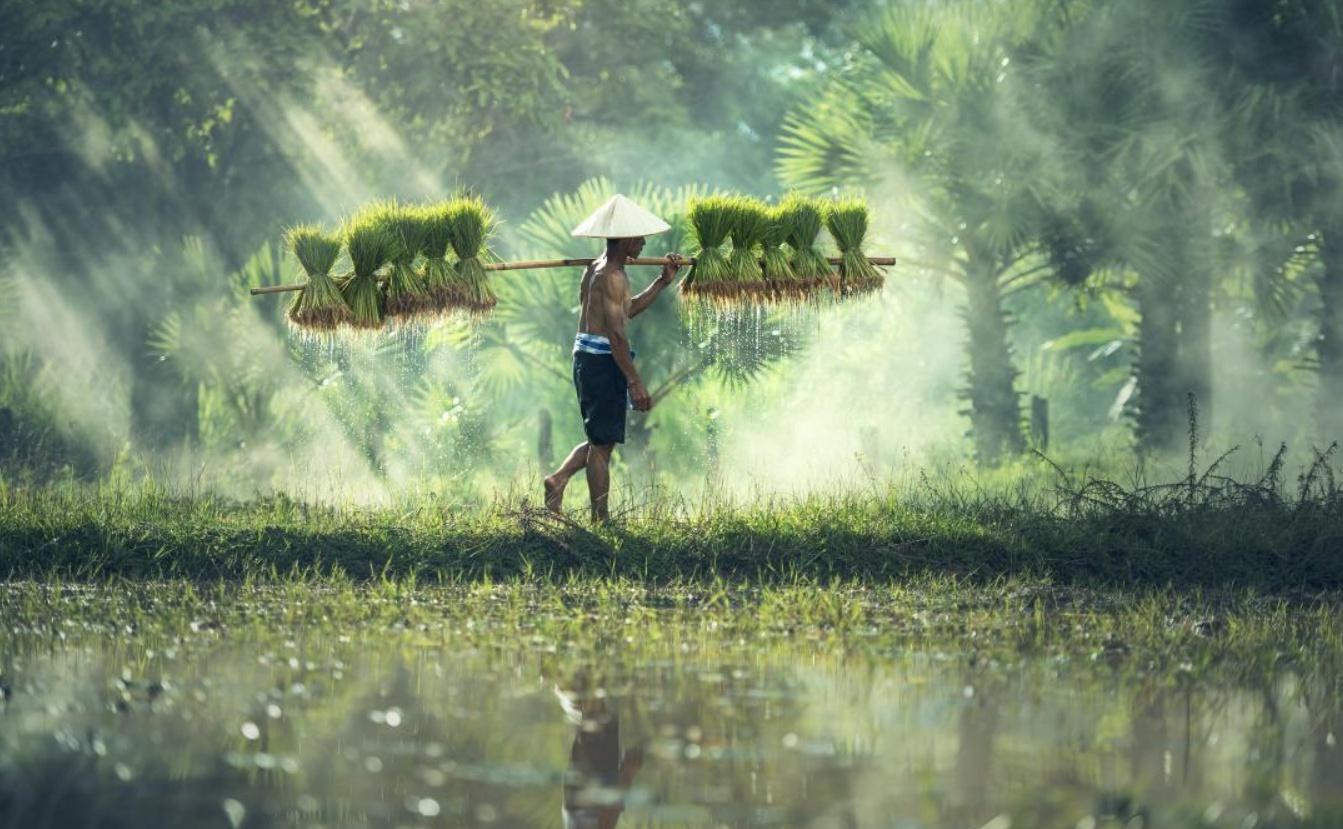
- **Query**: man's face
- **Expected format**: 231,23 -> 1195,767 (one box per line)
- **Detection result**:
627,237 -> 646,257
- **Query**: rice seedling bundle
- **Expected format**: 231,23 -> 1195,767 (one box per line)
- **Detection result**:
447,194 -> 498,314
825,196 -> 884,296
681,196 -> 735,300
285,224 -> 351,331
340,204 -> 397,329
418,201 -> 457,314
725,196 -> 768,298
760,204 -> 800,302
780,193 -> 833,296
377,203 -> 433,323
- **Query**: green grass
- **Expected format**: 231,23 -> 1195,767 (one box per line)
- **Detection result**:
2,468 -> 1340,587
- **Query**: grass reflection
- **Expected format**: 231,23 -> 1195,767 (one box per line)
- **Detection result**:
0,579 -> 1340,827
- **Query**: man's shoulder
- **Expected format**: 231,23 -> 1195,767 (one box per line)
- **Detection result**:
592,264 -> 629,289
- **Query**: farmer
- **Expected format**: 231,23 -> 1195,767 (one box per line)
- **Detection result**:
543,194 -> 682,521
555,666 -> 644,829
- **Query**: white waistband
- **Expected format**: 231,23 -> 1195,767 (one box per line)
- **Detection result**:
573,332 -> 612,355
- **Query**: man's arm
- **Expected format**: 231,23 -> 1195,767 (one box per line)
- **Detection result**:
601,272 -> 651,411
629,253 -> 682,318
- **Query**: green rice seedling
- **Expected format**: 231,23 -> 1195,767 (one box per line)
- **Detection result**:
447,194 -> 498,315
682,195 -> 734,301
825,196 -> 884,297
285,224 -> 351,331
339,204 -> 397,329
378,204 -> 433,324
418,201 -> 457,314
760,204 -> 799,303
725,196 -> 768,300
780,193 -> 834,298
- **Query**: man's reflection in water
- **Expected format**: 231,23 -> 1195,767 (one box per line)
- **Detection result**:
555,669 -> 643,829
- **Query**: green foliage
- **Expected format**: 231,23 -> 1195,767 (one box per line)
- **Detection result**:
779,193 -> 832,288
725,196 -> 768,293
418,202 -> 457,312
447,194 -> 498,314
824,196 -> 883,295
377,203 -> 434,323
3,447 -> 1343,587
683,196 -> 736,299
340,206 -> 397,329
760,204 -> 799,295
285,225 -> 350,331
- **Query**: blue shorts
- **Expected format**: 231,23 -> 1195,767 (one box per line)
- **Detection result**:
573,352 -> 628,445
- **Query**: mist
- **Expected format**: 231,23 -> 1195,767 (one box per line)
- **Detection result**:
2,0 -> 1340,504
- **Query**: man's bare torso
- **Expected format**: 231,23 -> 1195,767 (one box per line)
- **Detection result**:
578,259 -> 630,338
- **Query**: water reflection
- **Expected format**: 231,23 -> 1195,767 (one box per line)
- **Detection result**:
0,621 -> 1340,827
556,667 -> 643,829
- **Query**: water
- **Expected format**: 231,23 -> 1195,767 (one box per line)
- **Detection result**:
1,587 -> 1339,828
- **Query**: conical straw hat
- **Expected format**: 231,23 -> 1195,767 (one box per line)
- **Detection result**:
570,194 -> 671,238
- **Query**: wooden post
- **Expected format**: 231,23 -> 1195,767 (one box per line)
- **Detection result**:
537,408 -> 554,470
705,407 -> 720,477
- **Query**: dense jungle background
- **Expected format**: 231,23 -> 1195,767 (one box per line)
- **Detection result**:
3,0 -> 1342,504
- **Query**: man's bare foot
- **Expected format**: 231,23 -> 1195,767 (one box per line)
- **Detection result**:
544,475 -> 566,513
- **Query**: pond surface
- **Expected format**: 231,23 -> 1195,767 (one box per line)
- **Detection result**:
0,584 -> 1339,828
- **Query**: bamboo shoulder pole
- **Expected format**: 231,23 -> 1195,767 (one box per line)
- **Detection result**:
249,256 -> 896,296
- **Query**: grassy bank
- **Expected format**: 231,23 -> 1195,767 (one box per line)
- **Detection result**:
2,458 -> 1341,587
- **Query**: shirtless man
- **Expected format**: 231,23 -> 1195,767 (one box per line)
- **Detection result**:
543,194 -> 681,522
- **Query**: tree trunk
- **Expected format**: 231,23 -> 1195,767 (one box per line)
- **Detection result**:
1318,227 -> 1343,442
537,408 -> 554,469
961,261 -> 1025,464
1176,239 -> 1213,438
1134,222 -> 1218,455
1134,272 -> 1182,453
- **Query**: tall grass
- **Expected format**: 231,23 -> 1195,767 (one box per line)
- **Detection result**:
2,437 -> 1340,587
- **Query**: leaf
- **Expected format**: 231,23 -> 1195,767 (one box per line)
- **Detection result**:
1041,327 -> 1126,353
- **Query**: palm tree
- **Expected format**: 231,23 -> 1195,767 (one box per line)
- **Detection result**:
1018,0 -> 1238,452
476,177 -> 805,482
776,2 -> 1076,464
1210,0 -> 1343,441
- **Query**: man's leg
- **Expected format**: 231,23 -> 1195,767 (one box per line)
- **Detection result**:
544,441 -> 589,513
585,443 -> 615,522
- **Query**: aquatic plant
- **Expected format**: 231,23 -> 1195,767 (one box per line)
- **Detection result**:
760,203 -> 799,301
682,195 -> 735,300
284,225 -> 350,331
779,193 -> 833,296
339,204 -> 397,330
418,201 -> 457,315
378,203 -> 432,324
725,196 -> 768,298
825,197 -> 883,296
447,194 -> 498,315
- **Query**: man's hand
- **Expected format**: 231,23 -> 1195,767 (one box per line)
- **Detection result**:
629,380 -> 652,412
658,252 -> 683,285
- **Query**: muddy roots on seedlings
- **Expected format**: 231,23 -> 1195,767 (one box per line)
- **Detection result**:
418,202 -> 457,316
761,204 -> 800,303
378,202 -> 433,325
285,224 -> 350,332
780,193 -> 834,300
725,196 -> 768,300
340,204 -> 396,330
682,195 -> 734,303
825,196 -> 883,297
448,194 -> 498,315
